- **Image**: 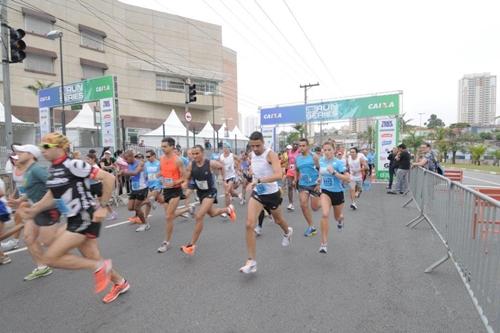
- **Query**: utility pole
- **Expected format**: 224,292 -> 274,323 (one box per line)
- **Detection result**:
300,82 -> 319,140
1,1 -> 13,148
418,112 -> 425,129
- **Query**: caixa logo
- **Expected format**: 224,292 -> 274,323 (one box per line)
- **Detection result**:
263,113 -> 282,120
368,101 -> 395,110
381,120 -> 394,128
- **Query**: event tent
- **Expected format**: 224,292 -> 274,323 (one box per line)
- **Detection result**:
140,110 -> 193,148
196,121 -> 216,138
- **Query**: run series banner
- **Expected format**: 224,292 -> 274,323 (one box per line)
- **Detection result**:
260,93 -> 400,125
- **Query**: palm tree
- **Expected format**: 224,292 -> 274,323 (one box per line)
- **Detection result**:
402,130 -> 424,156
397,113 -> 415,134
469,144 -> 487,165
293,124 -> 305,137
25,80 -> 54,95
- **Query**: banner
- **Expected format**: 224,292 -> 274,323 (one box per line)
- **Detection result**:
100,98 -> 116,148
39,107 -> 51,138
375,118 -> 399,179
261,126 -> 275,151
260,93 -> 400,125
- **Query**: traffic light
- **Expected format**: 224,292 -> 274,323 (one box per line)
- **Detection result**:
9,27 -> 26,63
188,84 -> 197,103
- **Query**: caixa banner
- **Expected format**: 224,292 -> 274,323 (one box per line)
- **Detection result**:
260,93 -> 400,125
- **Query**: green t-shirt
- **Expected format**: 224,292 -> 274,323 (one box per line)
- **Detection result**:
23,163 -> 49,203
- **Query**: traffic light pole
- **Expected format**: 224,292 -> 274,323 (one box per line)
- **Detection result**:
300,82 -> 319,140
1,1 -> 13,149
184,82 -> 189,149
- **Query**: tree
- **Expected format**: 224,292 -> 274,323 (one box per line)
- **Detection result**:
292,124 -> 305,138
425,114 -> 445,129
496,133 -> 500,141
402,131 -> 424,155
286,131 -> 300,145
479,132 -> 493,140
398,113 -> 416,134
469,144 -> 487,165
25,80 -> 54,95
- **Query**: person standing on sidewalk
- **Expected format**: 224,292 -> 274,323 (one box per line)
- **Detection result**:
387,147 -> 398,190
388,144 -> 410,194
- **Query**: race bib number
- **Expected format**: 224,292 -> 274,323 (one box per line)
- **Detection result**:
18,186 -> 26,195
148,173 -> 157,180
255,184 -> 266,195
163,178 -> 173,186
131,180 -> 142,191
195,180 -> 209,190
322,178 -> 333,187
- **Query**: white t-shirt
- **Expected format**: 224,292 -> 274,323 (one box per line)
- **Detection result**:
220,153 -> 236,180
348,153 -> 365,181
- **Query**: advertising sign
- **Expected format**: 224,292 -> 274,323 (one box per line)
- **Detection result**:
261,126 -> 275,151
260,93 -> 400,125
375,118 -> 399,179
100,97 -> 116,148
39,107 -> 51,138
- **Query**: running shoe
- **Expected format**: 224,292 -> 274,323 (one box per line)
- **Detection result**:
337,220 -> 344,231
94,259 -> 112,293
1,238 -> 19,251
239,259 -> 257,274
23,266 -> 53,281
188,205 -> 196,217
135,223 -> 151,232
180,244 -> 196,256
149,197 -> 157,210
304,226 -> 317,237
350,202 -> 358,210
254,225 -> 262,236
128,216 -> 141,224
281,227 -> 293,246
221,212 -> 228,219
227,204 -> 237,222
180,212 -> 190,219
157,241 -> 171,253
319,244 -> 328,254
102,280 -> 130,304
106,211 -> 117,221
0,255 -> 12,265
287,204 -> 295,211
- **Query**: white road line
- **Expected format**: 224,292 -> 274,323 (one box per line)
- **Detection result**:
5,246 -> 28,255
463,176 -> 500,187
105,220 -> 131,229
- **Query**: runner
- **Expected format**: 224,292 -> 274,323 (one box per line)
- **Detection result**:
157,137 -> 185,253
20,132 -> 129,303
142,150 -> 163,223
220,143 -> 240,215
0,178 -> 23,265
346,147 -> 368,210
176,145 -> 236,256
239,152 -> 252,205
1,154 -> 23,252
121,151 -> 149,231
294,138 -> 320,237
285,142 -> 299,211
317,141 -> 351,254
86,153 -> 117,221
240,131 -> 293,274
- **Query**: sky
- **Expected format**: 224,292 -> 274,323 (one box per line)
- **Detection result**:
122,0 -> 500,126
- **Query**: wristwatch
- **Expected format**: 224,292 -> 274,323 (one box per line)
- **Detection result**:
257,178 -> 261,184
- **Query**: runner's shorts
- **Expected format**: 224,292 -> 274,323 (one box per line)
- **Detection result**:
35,209 -> 60,227
251,190 -> 283,211
349,180 -> 363,191
163,187 -> 183,204
90,182 -> 103,198
67,208 -> 101,239
225,177 -> 236,184
298,185 -> 320,197
129,188 -> 148,201
197,188 -> 218,204
321,189 -> 345,206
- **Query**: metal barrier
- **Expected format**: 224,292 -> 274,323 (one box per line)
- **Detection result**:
404,167 -> 499,333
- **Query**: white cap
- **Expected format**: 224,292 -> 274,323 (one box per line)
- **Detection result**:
286,145 -> 292,150
104,150 -> 112,155
13,144 -> 41,159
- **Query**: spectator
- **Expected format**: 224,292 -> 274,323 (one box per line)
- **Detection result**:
139,140 -> 145,147
100,150 -> 116,173
413,143 -> 438,172
387,147 -> 398,190
388,144 -> 410,194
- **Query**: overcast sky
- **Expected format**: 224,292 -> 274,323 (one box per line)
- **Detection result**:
122,0 -> 499,126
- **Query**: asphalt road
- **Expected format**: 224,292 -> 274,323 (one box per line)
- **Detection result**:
0,184 -> 485,333
462,169 -> 500,188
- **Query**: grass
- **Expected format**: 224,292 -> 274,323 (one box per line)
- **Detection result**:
442,162 -> 500,173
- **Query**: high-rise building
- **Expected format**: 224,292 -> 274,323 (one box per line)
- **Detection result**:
239,112 -> 260,136
349,117 -> 375,133
458,73 -> 496,126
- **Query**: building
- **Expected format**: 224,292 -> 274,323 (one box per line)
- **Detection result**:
349,117 -> 375,133
239,112 -> 260,136
0,0 -> 238,143
458,73 -> 496,126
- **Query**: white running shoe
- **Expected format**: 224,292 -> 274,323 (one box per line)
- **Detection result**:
188,205 -> 196,217
221,212 -> 228,218
180,212 -> 190,219
350,202 -> 357,210
281,227 -> 293,246
239,259 -> 257,274
157,241 -> 171,253
238,193 -> 244,204
287,204 -> 295,211
106,211 -> 117,221
135,223 -> 151,232
1,238 -> 19,252
319,244 -> 328,254
254,225 -> 262,236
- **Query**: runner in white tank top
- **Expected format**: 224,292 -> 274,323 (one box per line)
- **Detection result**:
347,147 -> 367,210
219,143 -> 240,213
239,131 -> 293,274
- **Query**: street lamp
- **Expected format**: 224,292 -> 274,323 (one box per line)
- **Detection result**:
46,30 -> 65,135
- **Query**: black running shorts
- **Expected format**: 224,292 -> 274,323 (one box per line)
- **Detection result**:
251,190 -> 283,211
163,188 -> 183,204
197,188 -> 218,204
129,188 -> 148,201
66,209 -> 101,238
321,189 -> 345,206
298,185 -> 320,197
34,209 -> 60,227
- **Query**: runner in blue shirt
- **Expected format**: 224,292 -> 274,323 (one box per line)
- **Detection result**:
294,138 -> 320,237
121,151 -> 148,230
318,141 -> 350,254
141,150 -> 162,231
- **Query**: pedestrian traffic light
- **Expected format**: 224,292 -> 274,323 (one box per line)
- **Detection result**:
9,27 -> 26,63
188,84 -> 197,103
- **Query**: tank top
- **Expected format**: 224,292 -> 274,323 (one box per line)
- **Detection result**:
160,155 -> 181,188
220,153 -> 236,180
348,154 -> 364,181
286,150 -> 299,177
295,153 -> 318,186
191,159 -> 215,191
12,168 -> 26,196
251,148 -> 279,195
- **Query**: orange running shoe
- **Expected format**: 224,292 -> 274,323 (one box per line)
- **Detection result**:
94,259 -> 112,293
180,244 -> 196,256
227,204 -> 237,222
102,279 -> 130,304
128,216 -> 136,222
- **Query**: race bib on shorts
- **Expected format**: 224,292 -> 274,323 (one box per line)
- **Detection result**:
163,178 -> 173,186
148,173 -> 157,180
289,164 -> 296,171
195,180 -> 209,190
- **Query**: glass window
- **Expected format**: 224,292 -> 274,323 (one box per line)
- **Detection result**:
156,75 -> 185,92
24,15 -> 53,35
82,65 -> 104,79
25,53 -> 54,74
80,30 -> 104,51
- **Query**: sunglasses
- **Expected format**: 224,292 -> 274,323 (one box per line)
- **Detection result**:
145,155 -> 152,158
40,143 -> 59,149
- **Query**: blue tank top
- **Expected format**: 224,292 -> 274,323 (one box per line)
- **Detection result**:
129,160 -> 147,191
295,153 -> 318,186
144,160 -> 161,189
319,157 -> 346,192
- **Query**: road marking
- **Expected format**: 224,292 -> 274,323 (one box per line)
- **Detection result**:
463,176 -> 500,187
5,246 -> 28,255
105,220 -> 131,229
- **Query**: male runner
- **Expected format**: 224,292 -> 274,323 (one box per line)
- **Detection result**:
294,138 -> 320,237
122,151 -> 149,231
220,143 -> 240,216
240,131 -> 293,274
285,142 -> 299,211
346,147 -> 368,210
21,132 -> 129,303
142,150 -> 163,225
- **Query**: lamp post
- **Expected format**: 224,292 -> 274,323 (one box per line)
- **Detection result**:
47,30 -> 65,135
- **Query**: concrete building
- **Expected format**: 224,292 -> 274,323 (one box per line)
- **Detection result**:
0,0 -> 238,143
458,73 -> 496,126
239,112 -> 260,136
349,117 -> 375,133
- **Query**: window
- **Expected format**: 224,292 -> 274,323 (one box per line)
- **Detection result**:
80,30 -> 104,51
193,79 -> 219,94
25,53 -> 54,74
24,14 -> 53,35
156,75 -> 185,92
82,65 -> 104,79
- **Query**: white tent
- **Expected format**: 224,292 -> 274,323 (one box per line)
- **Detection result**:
197,121 -> 216,138
0,103 -> 25,123
143,110 -> 192,137
0,102 -> 36,146
218,123 -> 228,139
229,126 -> 248,140
67,103 -> 97,129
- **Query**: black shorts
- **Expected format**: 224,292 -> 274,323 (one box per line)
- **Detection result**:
298,185 -> 320,197
66,209 -> 101,239
129,188 -> 148,201
321,189 -> 345,206
225,177 -> 236,184
163,187 -> 183,204
243,173 -> 252,183
34,209 -> 60,227
251,191 -> 283,211
0,213 -> 10,222
197,188 -> 218,204
90,182 -> 103,198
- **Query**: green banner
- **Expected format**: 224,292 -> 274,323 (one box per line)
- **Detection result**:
84,76 -> 114,101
